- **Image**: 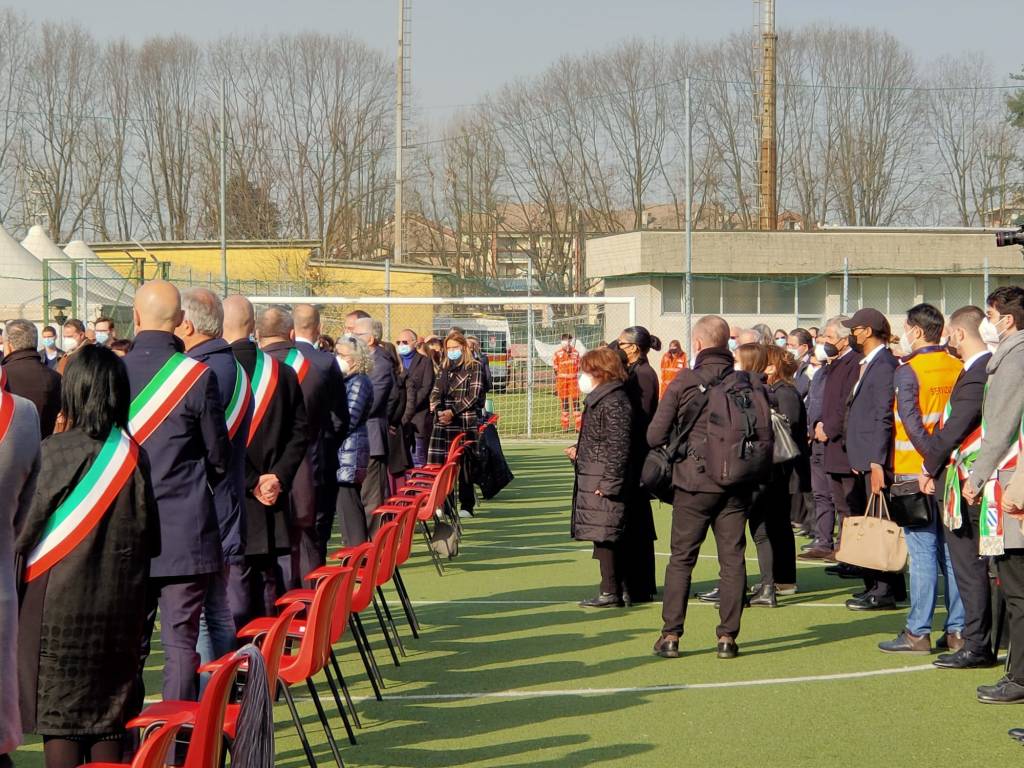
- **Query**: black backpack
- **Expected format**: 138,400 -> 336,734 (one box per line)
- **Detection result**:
701,370 -> 774,487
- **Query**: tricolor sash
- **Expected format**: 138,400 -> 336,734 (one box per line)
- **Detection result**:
0,368 -> 13,444
247,348 -> 280,446
128,353 -> 207,444
284,347 -> 310,384
976,384 -> 1024,556
224,361 -> 252,441
24,428 -> 139,581
941,395 -> 982,531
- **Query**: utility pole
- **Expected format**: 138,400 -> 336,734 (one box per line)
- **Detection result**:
757,0 -> 778,232
394,0 -> 409,264
219,77 -> 228,296
684,77 -> 694,358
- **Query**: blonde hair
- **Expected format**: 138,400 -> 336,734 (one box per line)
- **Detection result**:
336,334 -> 373,375
444,330 -> 478,369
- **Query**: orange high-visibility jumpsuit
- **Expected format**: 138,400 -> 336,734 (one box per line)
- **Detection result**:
659,350 -> 688,398
553,347 -> 582,431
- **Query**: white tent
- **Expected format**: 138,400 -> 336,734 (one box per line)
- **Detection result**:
0,224 -> 44,321
21,225 -> 109,319
64,239 -> 133,309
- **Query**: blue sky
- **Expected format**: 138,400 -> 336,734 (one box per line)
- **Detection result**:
8,0 -> 1022,110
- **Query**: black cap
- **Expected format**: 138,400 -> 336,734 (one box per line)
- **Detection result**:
842,308 -> 890,336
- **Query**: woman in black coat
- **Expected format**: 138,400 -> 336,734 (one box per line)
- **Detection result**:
16,345 -> 158,768
735,343 -> 804,607
612,326 -> 661,603
568,348 -> 633,607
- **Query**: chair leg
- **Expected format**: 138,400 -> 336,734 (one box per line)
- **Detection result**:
352,613 -> 386,690
393,569 -> 421,637
377,586 -> 407,657
330,649 -> 362,728
306,678 -> 345,768
421,519 -> 445,576
373,596 -> 401,667
348,618 -> 383,701
281,684 -> 319,768
322,665 -> 357,746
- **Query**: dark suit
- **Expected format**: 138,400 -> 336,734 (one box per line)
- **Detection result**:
230,339 -> 308,628
844,345 -> 905,600
818,349 -> 863,554
362,346 -> 395,514
921,352 -> 992,655
1,348 -> 61,437
124,331 -> 230,702
806,364 -> 837,547
296,337 -> 350,561
403,351 -> 435,466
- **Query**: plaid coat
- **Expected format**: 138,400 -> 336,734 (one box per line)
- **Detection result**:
428,361 -> 484,465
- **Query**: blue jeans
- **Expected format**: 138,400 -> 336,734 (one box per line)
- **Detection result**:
412,434 -> 428,468
197,567 -> 237,668
904,514 -> 964,637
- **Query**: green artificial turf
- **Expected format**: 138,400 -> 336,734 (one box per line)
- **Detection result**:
14,443 -> 1024,767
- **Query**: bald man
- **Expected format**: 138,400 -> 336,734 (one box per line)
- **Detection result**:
124,280 -> 231,702
224,297 -> 308,626
294,304 -> 350,560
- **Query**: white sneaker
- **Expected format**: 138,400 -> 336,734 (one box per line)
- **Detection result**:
459,508 -> 473,519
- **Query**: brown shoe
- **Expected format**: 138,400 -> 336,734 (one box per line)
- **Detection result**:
654,633 -> 681,658
944,631 -> 965,653
878,629 -> 931,655
798,546 -> 834,561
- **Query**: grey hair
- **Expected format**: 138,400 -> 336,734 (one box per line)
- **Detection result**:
336,334 -> 373,375
5,318 -> 37,350
824,315 -> 849,336
181,287 -> 224,337
370,319 -> 383,343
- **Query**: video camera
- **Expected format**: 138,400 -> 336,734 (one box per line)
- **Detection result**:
996,225 -> 1024,248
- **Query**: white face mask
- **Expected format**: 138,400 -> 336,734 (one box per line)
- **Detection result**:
787,347 -> 801,360
337,356 -> 351,375
63,337 -> 79,352
980,317 -> 1003,347
774,338 -> 787,348
900,330 -> 916,355
578,372 -> 597,395
733,362 -> 744,372
814,343 -> 829,363
727,338 -> 738,352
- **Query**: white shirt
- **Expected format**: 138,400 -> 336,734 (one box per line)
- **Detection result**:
962,350 -> 988,373
294,336 -> 317,348
852,343 -> 885,397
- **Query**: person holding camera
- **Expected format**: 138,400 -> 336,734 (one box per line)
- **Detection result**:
566,348 -> 632,607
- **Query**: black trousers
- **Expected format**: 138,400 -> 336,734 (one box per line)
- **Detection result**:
621,490 -> 657,600
458,455 -> 476,512
226,556 -> 279,632
337,482 -> 369,547
811,442 -> 837,547
277,524 -> 320,591
829,472 -> 906,600
661,487 -> 750,639
997,550 -> 1024,683
142,573 -> 213,702
593,542 -> 623,595
945,499 -> 993,655
749,465 -> 797,585
314,482 -> 339,562
361,457 -> 389,515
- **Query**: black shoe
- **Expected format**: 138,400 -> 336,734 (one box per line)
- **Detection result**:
749,583 -> 777,608
852,589 -> 869,600
579,592 -> 624,608
1009,728 -> 1024,742
654,633 -> 681,658
826,563 -> 864,579
846,594 -> 897,611
624,592 -> 655,605
934,648 -> 998,669
717,639 -> 739,659
978,678 -> 1024,704
697,587 -> 721,604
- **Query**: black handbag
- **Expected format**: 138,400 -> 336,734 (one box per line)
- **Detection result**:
887,479 -> 932,528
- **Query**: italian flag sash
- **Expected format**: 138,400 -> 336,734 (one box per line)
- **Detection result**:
941,396 -> 982,531
224,361 -> 251,441
24,429 -> 139,581
284,347 -> 310,384
247,348 -> 279,446
0,369 -> 13,444
128,353 -> 207,445
977,387 -> 1024,556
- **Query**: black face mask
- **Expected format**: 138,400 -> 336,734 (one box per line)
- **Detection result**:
822,342 -> 839,358
848,334 -> 862,353
607,340 -> 629,367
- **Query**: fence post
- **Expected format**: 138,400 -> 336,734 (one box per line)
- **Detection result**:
842,257 -> 849,315
526,255 -> 534,439
984,254 -> 990,300
683,76 -> 693,358
385,258 -> 392,341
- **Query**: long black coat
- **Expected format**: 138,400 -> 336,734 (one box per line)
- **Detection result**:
403,352 -> 435,437
2,349 -> 61,438
16,429 -> 158,735
571,382 -> 632,544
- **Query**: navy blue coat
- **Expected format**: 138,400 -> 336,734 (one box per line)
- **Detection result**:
296,337 -> 350,484
187,337 -> 252,565
123,331 -> 230,577
820,350 -> 864,474
844,346 -> 899,473
337,372 -> 373,484
366,347 -> 395,458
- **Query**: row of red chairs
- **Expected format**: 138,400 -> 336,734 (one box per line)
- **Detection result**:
99,427 -> 485,768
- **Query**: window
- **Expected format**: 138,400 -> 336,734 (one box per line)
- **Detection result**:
661,278 -> 683,314
918,277 -> 942,308
797,277 -> 826,317
722,278 -> 758,313
760,279 -> 795,314
942,277 -> 978,311
889,278 -> 916,314
693,277 -> 721,314
861,277 -> 888,312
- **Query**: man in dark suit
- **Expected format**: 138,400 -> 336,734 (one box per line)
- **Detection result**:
1,319 -> 61,437
223,296 -> 308,627
841,308 -> 906,611
787,328 -> 814,399
919,305 -> 997,668
396,327 -> 434,467
814,316 -> 863,565
124,281 -> 231,702
176,287 -> 252,666
354,316 -> 394,516
294,304 -> 350,562
258,305 -> 327,590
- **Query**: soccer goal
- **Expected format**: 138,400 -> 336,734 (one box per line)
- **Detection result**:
248,294 -> 636,440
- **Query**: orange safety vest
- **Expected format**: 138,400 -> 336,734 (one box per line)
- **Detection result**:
659,351 -> 688,398
893,348 -> 962,476
553,347 -> 580,398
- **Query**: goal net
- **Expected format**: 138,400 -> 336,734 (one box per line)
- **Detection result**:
248,295 -> 636,440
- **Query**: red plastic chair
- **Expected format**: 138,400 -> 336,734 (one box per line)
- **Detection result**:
81,714 -> 190,768
371,497 -> 426,636
406,431 -> 470,479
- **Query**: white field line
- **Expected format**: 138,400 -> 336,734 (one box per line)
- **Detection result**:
410,599 -> 850,608
467,541 -> 828,565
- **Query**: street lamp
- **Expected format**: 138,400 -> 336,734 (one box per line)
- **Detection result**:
50,298 -> 72,327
